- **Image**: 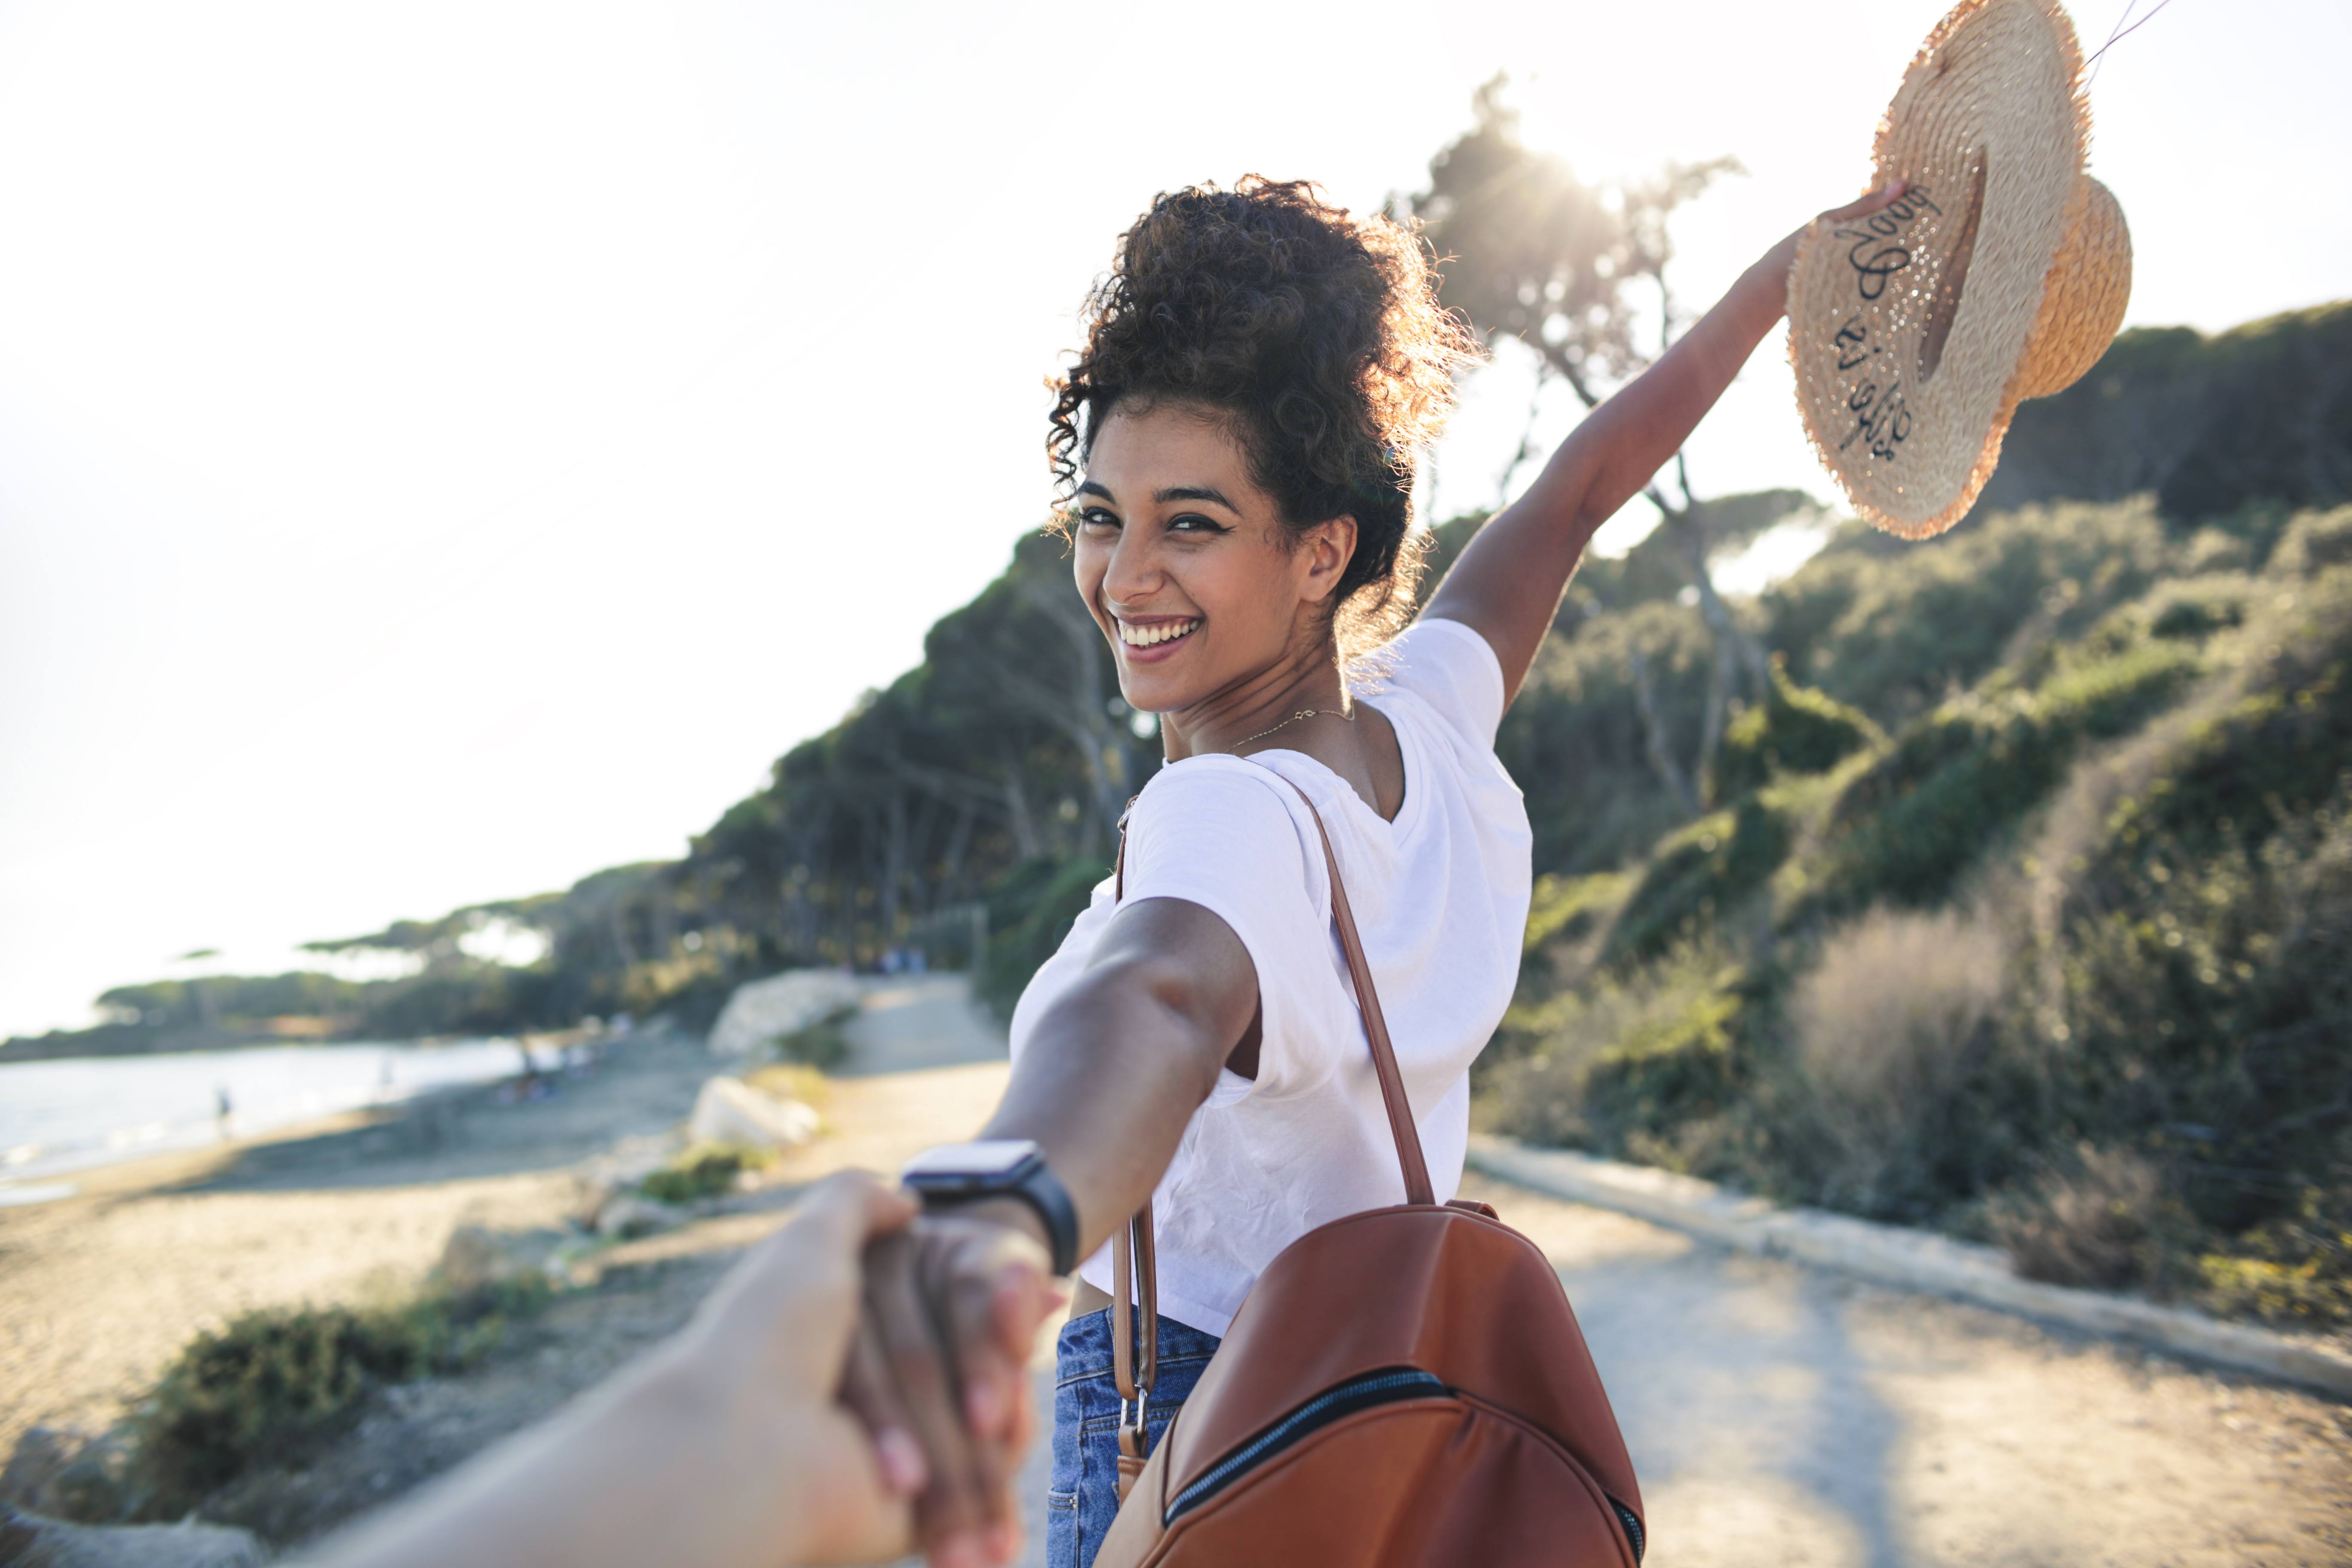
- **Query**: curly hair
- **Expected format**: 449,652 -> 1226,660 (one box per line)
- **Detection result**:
1048,177 -> 1479,654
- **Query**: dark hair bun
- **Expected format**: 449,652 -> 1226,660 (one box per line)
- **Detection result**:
1049,177 -> 1477,652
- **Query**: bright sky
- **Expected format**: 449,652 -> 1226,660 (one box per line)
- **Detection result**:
3,0 -> 2343,1038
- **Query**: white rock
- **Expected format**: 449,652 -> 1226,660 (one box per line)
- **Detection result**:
687,1077 -> 821,1151
570,1133 -> 683,1227
707,969 -> 861,1057
435,1226 -> 567,1292
594,1195 -> 687,1240
0,1505 -> 266,1568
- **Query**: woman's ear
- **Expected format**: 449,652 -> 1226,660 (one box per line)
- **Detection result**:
1299,515 -> 1358,600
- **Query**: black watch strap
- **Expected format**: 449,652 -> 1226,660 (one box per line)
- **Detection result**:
903,1144 -> 1081,1276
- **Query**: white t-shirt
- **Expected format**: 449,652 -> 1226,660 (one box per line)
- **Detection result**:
1006,616 -> 1533,1336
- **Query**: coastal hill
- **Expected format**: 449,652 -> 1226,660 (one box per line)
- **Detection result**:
10,303 -> 2349,1327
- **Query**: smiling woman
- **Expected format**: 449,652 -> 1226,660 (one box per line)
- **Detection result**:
1050,179 -> 1474,665
840,173 -> 1905,1568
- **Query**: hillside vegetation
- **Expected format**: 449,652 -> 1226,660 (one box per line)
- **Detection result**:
1484,493 -> 2352,1323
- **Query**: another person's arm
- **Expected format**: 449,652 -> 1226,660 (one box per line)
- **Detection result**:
305,1173 -> 1055,1568
1424,183 -> 1908,705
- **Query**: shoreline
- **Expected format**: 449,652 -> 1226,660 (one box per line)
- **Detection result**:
0,1029 -> 722,1458
0,1033 -> 606,1187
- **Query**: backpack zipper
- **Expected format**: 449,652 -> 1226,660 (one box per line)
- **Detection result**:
1161,1370 -> 1649,1564
1162,1368 -> 1447,1525
1611,1498 -> 1645,1562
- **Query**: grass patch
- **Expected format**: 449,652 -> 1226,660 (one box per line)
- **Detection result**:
764,1005 -> 856,1070
1607,799 -> 1789,965
742,1060 -> 830,1111
1807,638 -> 2200,914
1522,870 -> 1633,953
123,1277 -> 551,1519
639,1142 -> 778,1204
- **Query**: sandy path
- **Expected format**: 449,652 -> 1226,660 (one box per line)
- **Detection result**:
8,977 -> 2347,1565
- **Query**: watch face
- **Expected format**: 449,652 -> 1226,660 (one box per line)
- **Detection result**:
902,1139 -> 1041,1181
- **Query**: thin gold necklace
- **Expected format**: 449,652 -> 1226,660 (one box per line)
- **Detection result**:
1229,706 -> 1354,751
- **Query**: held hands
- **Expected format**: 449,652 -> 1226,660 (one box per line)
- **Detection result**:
839,1206 -> 1061,1568
302,1172 -> 1054,1568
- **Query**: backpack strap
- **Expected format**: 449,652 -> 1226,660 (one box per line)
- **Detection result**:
1108,767 -> 1433,1494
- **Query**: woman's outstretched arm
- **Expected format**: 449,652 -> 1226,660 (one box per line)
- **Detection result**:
835,896 -> 1256,1568
1424,183 -> 1905,705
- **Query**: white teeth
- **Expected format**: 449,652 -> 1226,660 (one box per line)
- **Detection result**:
1118,619 -> 1200,648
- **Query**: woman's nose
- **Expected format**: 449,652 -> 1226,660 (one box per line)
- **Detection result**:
1100,533 -> 1161,603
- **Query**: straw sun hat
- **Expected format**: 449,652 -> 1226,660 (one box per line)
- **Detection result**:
1788,0 -> 2132,539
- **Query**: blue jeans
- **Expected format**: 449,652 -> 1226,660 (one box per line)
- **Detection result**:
1047,1307 -> 1222,1568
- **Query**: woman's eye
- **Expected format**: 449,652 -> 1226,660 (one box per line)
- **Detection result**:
1078,507 -> 1119,530
1169,513 -> 1229,535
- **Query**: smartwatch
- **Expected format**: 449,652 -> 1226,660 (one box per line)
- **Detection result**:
901,1139 -> 1081,1277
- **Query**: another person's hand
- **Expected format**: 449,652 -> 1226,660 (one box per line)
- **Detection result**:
839,1207 -> 1058,1568
305,1171 -> 1033,1568
663,1171 -> 942,1566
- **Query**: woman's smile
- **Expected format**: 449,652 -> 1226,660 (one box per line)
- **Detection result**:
1115,616 -> 1202,658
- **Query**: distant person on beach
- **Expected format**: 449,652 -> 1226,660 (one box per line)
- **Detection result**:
303,1172 -> 1058,1568
212,1086 -> 231,1140
844,175 -> 1911,1566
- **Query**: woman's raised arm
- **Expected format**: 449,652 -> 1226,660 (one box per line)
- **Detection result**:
1424,183 -> 1905,705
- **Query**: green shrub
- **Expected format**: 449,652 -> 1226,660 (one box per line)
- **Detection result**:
1809,640 -> 2199,913
1712,657 -> 1884,801
767,1005 -> 855,1069
1763,498 -> 2174,726
640,1142 -> 773,1204
1521,870 -> 1634,953
743,1061 -> 830,1111
125,1278 -> 548,1517
2199,1176 -> 2352,1325
1608,799 -> 1789,965
2269,505 -> 2352,577
1490,499 -> 2352,1324
977,854 -> 1112,1018
1483,943 -> 1751,1169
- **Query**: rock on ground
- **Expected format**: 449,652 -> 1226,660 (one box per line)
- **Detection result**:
0,1506 -> 265,1568
706,971 -> 861,1058
686,1077 -> 819,1151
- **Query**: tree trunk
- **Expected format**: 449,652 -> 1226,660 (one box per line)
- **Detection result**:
999,756 -> 1042,861
1629,646 -> 1698,818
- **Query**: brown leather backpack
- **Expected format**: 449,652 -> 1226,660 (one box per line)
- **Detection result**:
1093,779 -> 1646,1567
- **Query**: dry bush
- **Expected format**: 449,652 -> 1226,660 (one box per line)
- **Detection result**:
1987,1146 -> 2171,1291
1478,942 -> 1745,1163
1787,906 -> 2008,1218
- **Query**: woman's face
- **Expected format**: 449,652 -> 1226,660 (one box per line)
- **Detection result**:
1072,402 -> 1354,720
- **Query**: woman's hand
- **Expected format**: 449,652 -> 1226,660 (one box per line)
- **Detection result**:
1752,180 -> 1911,315
1425,178 -> 1915,707
838,1209 -> 1059,1568
833,896 -> 1261,1565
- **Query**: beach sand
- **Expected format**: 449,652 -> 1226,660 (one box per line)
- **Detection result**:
0,977 -> 1037,1555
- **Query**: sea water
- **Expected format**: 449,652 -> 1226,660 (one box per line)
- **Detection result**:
0,1038 -> 536,1194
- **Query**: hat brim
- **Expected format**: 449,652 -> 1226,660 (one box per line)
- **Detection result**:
1788,0 -> 2097,540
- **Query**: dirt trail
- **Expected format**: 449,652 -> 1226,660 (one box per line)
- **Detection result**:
6,977 -> 2346,1565
1461,1173 -> 2351,1566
